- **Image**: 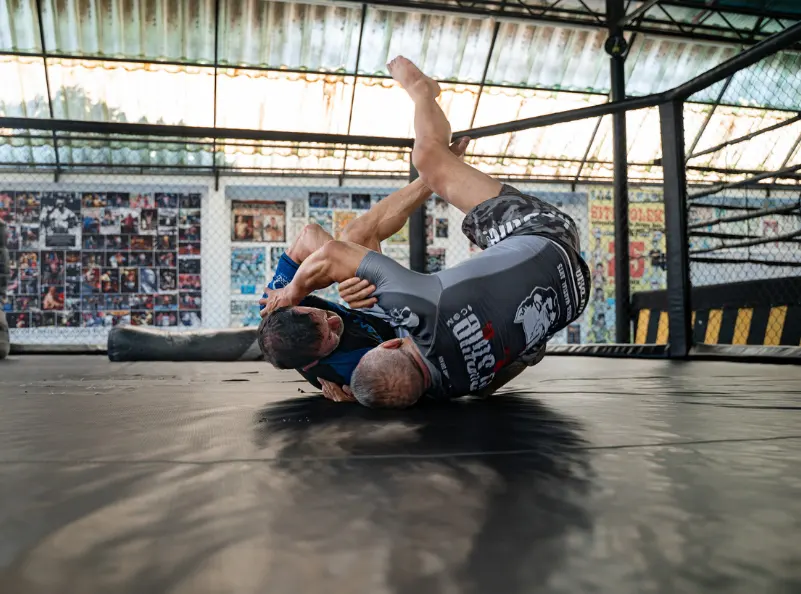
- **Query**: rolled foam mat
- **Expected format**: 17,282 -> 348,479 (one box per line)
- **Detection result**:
107,325 -> 262,362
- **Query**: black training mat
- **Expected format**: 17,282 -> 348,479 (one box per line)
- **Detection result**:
1,355 -> 800,593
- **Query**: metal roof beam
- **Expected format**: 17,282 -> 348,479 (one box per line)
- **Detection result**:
685,75 -> 732,161
0,117 -> 414,148
33,0 -> 60,182
619,0 -> 661,26
341,3 -> 370,184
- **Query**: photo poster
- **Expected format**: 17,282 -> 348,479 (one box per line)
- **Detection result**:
231,247 -> 266,295
229,247 -> 267,328
586,189 -> 666,343
231,201 -> 286,243
423,193 -> 453,267
1,190 -> 203,330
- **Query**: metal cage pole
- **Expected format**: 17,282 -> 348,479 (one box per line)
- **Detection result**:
408,164 -> 427,273
659,100 -> 692,358
607,0 -> 631,343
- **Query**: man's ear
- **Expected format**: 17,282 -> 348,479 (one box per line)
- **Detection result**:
302,360 -> 320,371
379,338 -> 403,349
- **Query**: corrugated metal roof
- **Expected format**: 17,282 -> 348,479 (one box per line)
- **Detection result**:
1,0 -> 800,181
4,0 -> 800,107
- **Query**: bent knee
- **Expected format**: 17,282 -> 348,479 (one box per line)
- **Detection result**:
411,141 -> 452,192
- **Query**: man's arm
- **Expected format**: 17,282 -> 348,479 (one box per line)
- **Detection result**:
341,138 -> 469,249
260,240 -> 370,313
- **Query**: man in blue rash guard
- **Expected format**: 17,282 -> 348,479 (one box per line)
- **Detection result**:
257,138 -> 470,403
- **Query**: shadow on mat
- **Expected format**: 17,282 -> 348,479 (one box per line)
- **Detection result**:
253,393 -> 596,594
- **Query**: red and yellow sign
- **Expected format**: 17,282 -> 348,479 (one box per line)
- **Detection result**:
586,189 -> 666,343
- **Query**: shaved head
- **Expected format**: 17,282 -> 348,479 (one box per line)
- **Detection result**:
350,348 -> 425,409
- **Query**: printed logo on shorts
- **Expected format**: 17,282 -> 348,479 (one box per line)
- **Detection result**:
388,306 -> 420,329
482,211 -> 574,247
514,287 -> 560,363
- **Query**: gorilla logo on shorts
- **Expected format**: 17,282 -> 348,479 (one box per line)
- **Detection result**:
514,287 -> 559,362
389,306 -> 420,329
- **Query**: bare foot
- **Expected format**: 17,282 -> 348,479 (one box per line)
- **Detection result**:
387,56 -> 441,101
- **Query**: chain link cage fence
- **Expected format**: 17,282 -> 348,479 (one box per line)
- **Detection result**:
0,172 -> 410,346
1,164 -> 662,349
684,49 -> 801,348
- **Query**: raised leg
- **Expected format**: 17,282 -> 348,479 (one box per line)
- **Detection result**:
387,56 -> 503,214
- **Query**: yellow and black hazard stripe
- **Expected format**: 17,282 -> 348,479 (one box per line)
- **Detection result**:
634,305 -> 801,346
631,276 -> 801,347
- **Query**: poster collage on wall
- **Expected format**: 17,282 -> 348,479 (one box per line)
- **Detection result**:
0,191 -> 202,330
228,191 -> 408,328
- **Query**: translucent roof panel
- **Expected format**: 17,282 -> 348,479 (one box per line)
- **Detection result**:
0,0 -> 41,52
486,22 -> 607,91
221,143 -> 348,173
349,79 -> 476,138
344,148 -> 409,176
5,0 -> 801,110
465,155 -> 583,181
0,55 -> 49,118
55,136 -> 215,168
625,37 -> 737,97
219,1 -> 361,71
357,7 -> 494,82
690,50 -> 801,113
46,58 -> 215,126
216,70 -> 354,134
40,0 -> 217,63
582,110 -> 662,165
470,87 -> 608,160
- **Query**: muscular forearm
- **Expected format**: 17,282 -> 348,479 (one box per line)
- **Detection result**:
371,178 -> 433,242
283,241 -> 367,305
284,243 -> 337,301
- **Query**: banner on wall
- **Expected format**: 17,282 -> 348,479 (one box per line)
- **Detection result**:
586,189 -> 666,343
0,190 -> 203,330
